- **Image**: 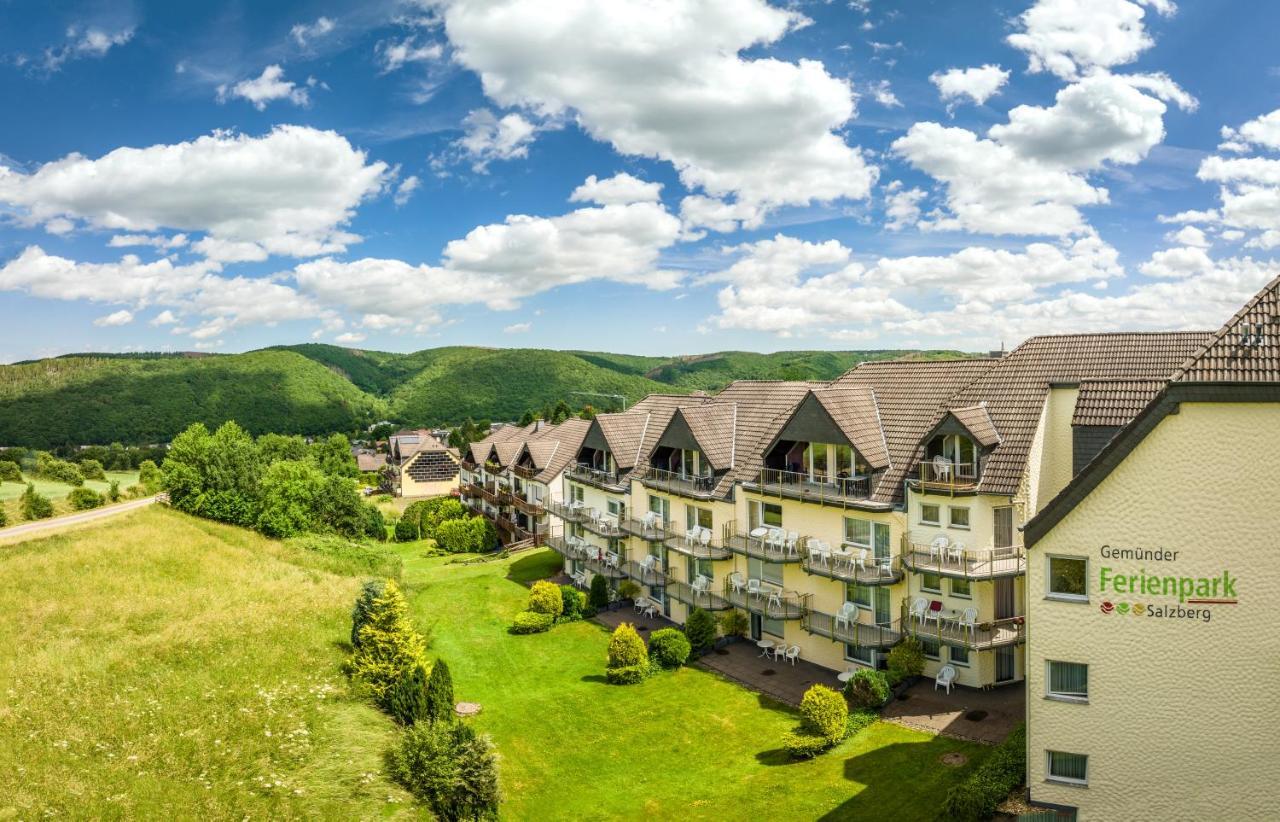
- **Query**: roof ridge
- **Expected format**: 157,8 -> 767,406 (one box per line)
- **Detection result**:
1171,273 -> 1280,383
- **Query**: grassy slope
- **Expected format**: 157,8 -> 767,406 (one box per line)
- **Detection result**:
400,547 -> 989,820
0,507 -> 415,818
0,470 -> 139,523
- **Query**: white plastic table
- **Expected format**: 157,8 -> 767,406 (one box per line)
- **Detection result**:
756,638 -> 775,658
837,670 -> 855,683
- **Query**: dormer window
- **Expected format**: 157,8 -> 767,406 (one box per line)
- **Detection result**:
925,433 -> 977,479
669,448 -> 710,478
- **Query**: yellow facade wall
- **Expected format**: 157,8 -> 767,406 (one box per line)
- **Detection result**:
1026,402 -> 1280,820
399,452 -> 461,498
1035,387 -> 1079,510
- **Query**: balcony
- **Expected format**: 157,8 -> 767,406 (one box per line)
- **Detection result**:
747,468 -> 874,507
724,578 -> 810,620
639,466 -> 718,499
546,535 -> 627,579
460,459 -> 478,472
721,521 -> 803,564
910,460 -> 980,495
474,483 -> 500,505
578,512 -> 623,539
802,610 -> 900,649
902,599 -> 1025,649
512,464 -> 538,481
621,559 -> 667,586
497,488 -> 515,506
901,539 -> 1026,580
619,515 -> 673,542
510,495 -> 545,517
663,527 -> 732,560
801,546 -> 903,586
666,579 -> 731,611
546,500 -> 587,523
568,462 -> 630,493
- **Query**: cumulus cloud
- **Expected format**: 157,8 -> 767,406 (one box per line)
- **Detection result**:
868,80 -> 902,108
440,0 -> 876,227
454,109 -> 539,172
1165,225 -> 1209,248
379,36 -> 443,72
1139,245 -> 1215,279
93,309 -> 134,327
1219,108 -> 1280,153
217,65 -> 313,109
334,332 -> 367,344
883,182 -> 926,231
503,322 -> 532,334
0,126 -> 389,260
108,233 -> 189,249
1006,0 -> 1174,80
569,173 -> 662,206
394,175 -> 421,207
151,310 -> 178,326
291,17 -> 335,47
929,64 -> 1009,111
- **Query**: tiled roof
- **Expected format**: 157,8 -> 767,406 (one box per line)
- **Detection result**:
835,359 -> 1000,505
532,418 -> 590,483
1072,380 -> 1167,427
716,381 -> 826,496
593,411 -> 649,470
941,332 -> 1213,496
676,403 -> 738,471
1173,274 -> 1280,383
950,404 -> 1001,447
492,439 -> 524,467
522,438 -> 561,470
811,386 -> 891,469
356,453 -> 386,472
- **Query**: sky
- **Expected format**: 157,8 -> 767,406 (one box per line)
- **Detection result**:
2,0 -> 1280,363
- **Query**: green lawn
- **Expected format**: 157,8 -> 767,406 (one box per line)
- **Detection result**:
0,469 -> 139,501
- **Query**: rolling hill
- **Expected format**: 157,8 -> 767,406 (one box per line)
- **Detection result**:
0,344 -> 971,446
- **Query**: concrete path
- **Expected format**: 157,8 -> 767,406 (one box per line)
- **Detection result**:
0,496 -> 157,542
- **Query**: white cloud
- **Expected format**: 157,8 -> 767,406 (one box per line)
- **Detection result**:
93,309 -> 134,327
678,196 -> 764,236
394,175 -> 421,207
291,17 -> 336,47
891,122 -> 1107,236
41,25 -> 134,72
1006,0 -> 1174,80
1219,108 -> 1280,153
929,64 -> 1009,111
217,65 -> 312,110
868,80 -> 901,108
108,233 -> 189,249
43,217 -> 75,235
1166,225 -> 1209,248
569,173 -> 662,206
883,182 -> 926,231
379,36 -> 443,72
1139,245 -> 1214,278
440,0 -> 875,221
151,310 -> 178,326
455,109 -> 539,172
0,126 -> 389,260
334,332 -> 367,344
503,322 -> 532,334
1196,154 -> 1280,247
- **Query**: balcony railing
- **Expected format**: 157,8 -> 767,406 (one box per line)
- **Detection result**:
460,459 -> 478,472
902,599 -> 1025,649
546,535 -> 627,579
621,559 -> 667,586
512,464 -> 538,481
497,489 -> 515,506
639,466 -> 718,498
901,538 -> 1026,579
724,578 -> 809,620
578,511 -> 624,539
619,515 -> 673,542
510,495 -> 545,516
748,467 -> 873,505
663,527 -> 732,560
801,545 -> 903,586
911,461 -> 980,494
802,610 -> 901,649
546,500 -> 588,523
666,579 -> 731,611
720,521 -> 804,563
568,462 -> 630,492
474,483 -> 500,505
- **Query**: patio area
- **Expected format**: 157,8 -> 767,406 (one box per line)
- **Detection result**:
881,679 -> 1024,745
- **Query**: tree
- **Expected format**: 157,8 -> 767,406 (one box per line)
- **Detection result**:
588,573 -> 610,611
425,658 -> 455,724
350,580 -> 427,703
257,432 -> 309,464
162,422 -> 260,526
78,458 -> 106,481
106,480 -> 121,502
0,460 -> 20,482
68,487 -> 104,510
387,664 -> 430,725
578,404 -> 596,420
517,410 -> 535,427
35,452 -> 83,486
351,579 -> 387,649
549,400 -> 572,424
255,459 -> 325,538
20,483 -> 54,520
388,721 -> 501,821
310,432 -> 359,477
605,622 -> 648,684
137,459 -> 163,493
527,580 -> 563,618
799,685 -> 848,744
684,607 -> 718,656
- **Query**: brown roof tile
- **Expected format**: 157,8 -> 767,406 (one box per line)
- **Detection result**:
674,403 -> 738,471
1173,274 -> 1280,383
812,386 -> 891,469
1072,380 -> 1167,427
949,404 -> 1001,447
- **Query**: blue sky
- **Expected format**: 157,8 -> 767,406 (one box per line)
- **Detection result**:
2,0 -> 1279,362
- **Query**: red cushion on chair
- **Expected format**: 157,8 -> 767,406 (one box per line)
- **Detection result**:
929,600 -> 943,612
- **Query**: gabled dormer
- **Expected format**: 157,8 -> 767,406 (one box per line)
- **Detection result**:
570,411 -> 644,491
642,403 -> 735,498
915,403 -> 1000,491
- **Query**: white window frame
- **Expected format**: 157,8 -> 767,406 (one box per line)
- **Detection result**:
1046,660 -> 1089,703
948,646 -> 970,668
921,572 -> 942,594
950,577 -> 972,599
948,506 -> 970,530
1046,554 -> 1089,602
920,636 -> 940,661
1046,750 -> 1089,786
919,503 -> 941,526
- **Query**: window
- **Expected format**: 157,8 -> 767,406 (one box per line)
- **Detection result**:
919,636 -> 940,660
844,516 -> 872,547
607,498 -> 624,518
832,444 -> 854,478
687,556 -> 713,583
748,557 -> 785,586
571,484 -> 584,504
919,503 -> 941,525
686,505 -> 712,530
762,615 -> 785,638
749,500 -> 782,530
1047,661 -> 1089,702
845,644 -> 874,665
648,494 -> 670,522
921,572 -> 942,593
948,506 -> 970,529
1047,556 -> 1088,601
951,578 -> 971,598
1046,751 -> 1088,785
949,646 -> 970,667
808,442 -> 828,479
846,582 -> 872,609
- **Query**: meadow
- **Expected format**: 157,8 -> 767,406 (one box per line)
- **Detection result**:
0,469 -> 139,522
0,506 -> 988,819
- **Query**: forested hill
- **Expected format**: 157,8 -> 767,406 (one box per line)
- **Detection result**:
0,344 -> 970,447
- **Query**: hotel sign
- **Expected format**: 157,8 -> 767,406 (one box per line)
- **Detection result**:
1095,544 -> 1238,624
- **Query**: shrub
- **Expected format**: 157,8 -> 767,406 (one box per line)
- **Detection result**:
510,610 -> 553,634
67,487 -> 104,510
395,516 -> 422,542
719,609 -> 748,638
436,518 -> 478,552
425,659 -> 455,724
364,505 -> 387,541
937,725 -> 1026,822
106,480 -> 121,502
349,580 -> 427,702
784,730 -> 832,760
138,459 -> 163,493
799,684 -> 848,744
352,579 -> 388,649
617,579 -> 641,601
387,664 -> 430,725
848,708 -> 878,738
0,505 -> 6,528
20,483 -> 54,520
887,636 -> 926,681
845,668 -> 891,710
527,580 -> 564,618
388,720 -> 501,821
588,573 -> 610,611
559,585 -> 587,621
684,607 -> 718,656
0,460 -> 21,482
605,623 -> 648,684
648,628 -> 691,669
35,452 -> 84,486
78,459 -> 107,481
605,664 -> 649,685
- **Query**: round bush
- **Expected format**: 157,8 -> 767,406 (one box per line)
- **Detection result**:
388,721 -> 501,821
607,623 -> 648,669
394,516 -> 420,542
887,636 -> 925,679
0,459 -> 21,482
67,487 -> 104,510
510,610 -> 553,634
588,573 -> 610,610
605,664 -> 648,685
784,730 -> 832,760
559,585 -> 587,621
648,628 -> 691,669
684,607 -> 718,656
799,684 -> 848,744
845,668 -> 891,710
527,580 -> 564,618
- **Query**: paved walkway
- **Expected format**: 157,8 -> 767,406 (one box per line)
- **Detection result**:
0,496 -> 157,543
881,679 -> 1024,744
695,638 -> 845,706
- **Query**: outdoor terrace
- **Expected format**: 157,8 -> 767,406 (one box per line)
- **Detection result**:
903,599 -> 1025,650
909,460 -> 981,495
545,535 -> 627,580
665,578 -> 731,611
744,467 -> 877,507
724,579 -> 809,620
509,495 -> 545,517
621,559 -> 666,586
567,462 -> 631,492
801,547 -> 904,586
619,515 -> 673,542
639,466 -> 719,499
662,527 -> 732,560
901,540 -> 1026,579
511,464 -> 538,481
802,610 -> 901,650
721,521 -> 803,564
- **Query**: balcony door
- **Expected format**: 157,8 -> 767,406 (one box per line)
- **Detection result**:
995,577 -> 1016,620
648,494 -> 670,524
994,506 -> 1014,555
874,588 -> 892,626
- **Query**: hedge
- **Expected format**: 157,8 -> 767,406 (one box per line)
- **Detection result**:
648,628 -> 691,668
510,610 -> 553,634
936,724 -> 1026,822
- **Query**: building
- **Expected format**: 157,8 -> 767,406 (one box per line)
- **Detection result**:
1021,277 -> 1280,820
387,429 -> 461,498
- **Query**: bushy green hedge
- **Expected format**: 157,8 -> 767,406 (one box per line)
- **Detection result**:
606,623 -> 649,684
387,664 -> 430,726
35,452 -> 83,486
527,580 -> 564,618
559,585 -> 588,621
605,664 -> 649,685
78,458 -> 106,480
684,607 -> 718,656
888,636 -> 926,681
388,720 -> 501,821
435,516 -> 496,553
845,668 -> 891,709
0,459 -> 21,482
784,730 -> 832,759
20,483 -> 53,520
648,628 -> 691,668
800,684 -> 849,743
588,573 -> 610,610
67,487 -> 104,510
937,724 -> 1026,822
510,610 -> 554,634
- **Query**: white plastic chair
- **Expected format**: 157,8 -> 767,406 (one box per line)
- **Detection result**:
639,554 -> 656,574
856,548 -> 869,574
692,575 -> 710,597
935,665 -> 957,694
728,571 -> 745,595
812,542 -> 831,568
928,534 -> 950,564
698,528 -> 712,552
835,601 -> 857,630
959,607 -> 978,637
948,541 -> 965,567
909,597 -> 928,623
766,586 -> 783,612
643,599 -> 660,618
747,578 -> 763,599
784,645 -> 800,666
932,455 -> 953,482
785,531 -> 799,558
633,596 -> 648,614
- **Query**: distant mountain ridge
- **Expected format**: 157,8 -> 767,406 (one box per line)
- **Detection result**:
0,344 -> 971,447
